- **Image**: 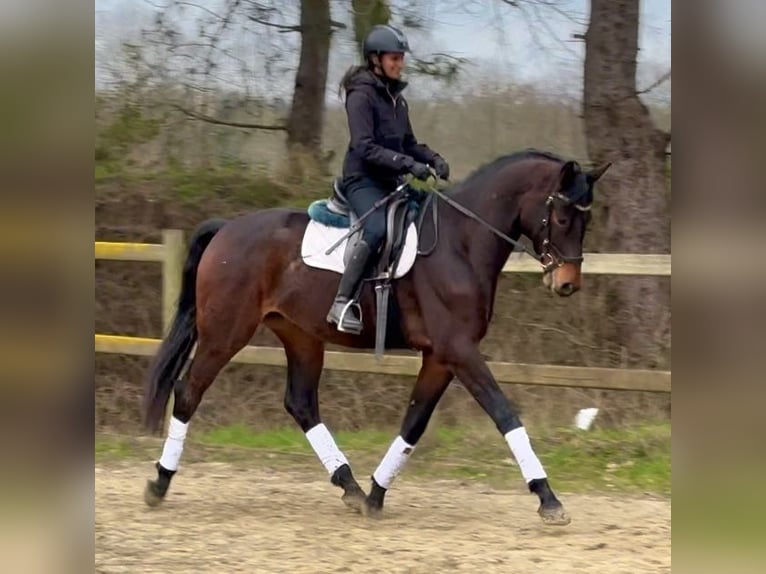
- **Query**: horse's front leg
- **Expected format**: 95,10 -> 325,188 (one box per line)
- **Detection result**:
447,342 -> 571,526
365,353 -> 453,515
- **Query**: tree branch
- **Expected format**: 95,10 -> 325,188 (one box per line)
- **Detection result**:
173,1 -> 226,20
528,1 -> 580,58
248,15 -> 302,32
638,69 -> 671,95
247,16 -> 347,32
172,104 -> 287,131
536,0 -> 587,25
410,53 -> 467,84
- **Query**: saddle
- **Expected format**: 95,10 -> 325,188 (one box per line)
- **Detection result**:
328,178 -> 420,272
307,178 -> 431,358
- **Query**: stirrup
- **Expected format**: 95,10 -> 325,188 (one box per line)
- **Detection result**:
336,299 -> 363,334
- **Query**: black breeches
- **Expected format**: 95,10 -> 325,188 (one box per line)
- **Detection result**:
344,177 -> 392,249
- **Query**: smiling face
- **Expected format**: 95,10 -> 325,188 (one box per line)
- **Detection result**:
373,52 -> 405,80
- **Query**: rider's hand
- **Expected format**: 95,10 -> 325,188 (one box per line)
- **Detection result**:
432,156 -> 450,180
407,160 -> 433,181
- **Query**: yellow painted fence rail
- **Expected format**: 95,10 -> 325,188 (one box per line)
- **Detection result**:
95,229 -> 671,393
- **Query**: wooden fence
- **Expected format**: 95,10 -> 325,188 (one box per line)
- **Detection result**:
95,230 -> 671,393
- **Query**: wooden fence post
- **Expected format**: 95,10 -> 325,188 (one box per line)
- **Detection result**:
161,229 -> 185,432
162,229 -> 185,334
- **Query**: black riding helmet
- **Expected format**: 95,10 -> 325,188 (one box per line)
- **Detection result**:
363,25 -> 410,59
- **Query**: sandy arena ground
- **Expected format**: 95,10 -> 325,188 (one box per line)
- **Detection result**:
96,461 -> 670,573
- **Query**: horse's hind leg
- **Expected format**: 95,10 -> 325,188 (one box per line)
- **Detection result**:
268,318 -> 367,513
144,333 -> 252,507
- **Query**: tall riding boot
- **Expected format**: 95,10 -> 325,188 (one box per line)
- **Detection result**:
326,239 -> 373,334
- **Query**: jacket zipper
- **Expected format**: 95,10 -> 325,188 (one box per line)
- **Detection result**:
386,86 -> 398,119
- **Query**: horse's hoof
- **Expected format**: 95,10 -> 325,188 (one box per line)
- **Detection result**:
538,502 -> 571,526
363,498 -> 384,520
144,480 -> 165,508
341,487 -> 367,514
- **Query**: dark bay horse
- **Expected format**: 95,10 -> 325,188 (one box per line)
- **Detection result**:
143,149 -> 610,525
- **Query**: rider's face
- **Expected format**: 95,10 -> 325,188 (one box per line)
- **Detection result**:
379,52 -> 405,79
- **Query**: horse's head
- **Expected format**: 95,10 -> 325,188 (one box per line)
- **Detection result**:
522,159 -> 611,296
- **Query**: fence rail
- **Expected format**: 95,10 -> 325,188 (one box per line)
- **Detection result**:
95,229 -> 671,393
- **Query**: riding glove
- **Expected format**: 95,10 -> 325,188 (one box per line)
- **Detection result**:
432,156 -> 450,180
406,159 -> 433,181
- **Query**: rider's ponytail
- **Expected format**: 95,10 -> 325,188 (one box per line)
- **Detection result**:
338,64 -> 370,100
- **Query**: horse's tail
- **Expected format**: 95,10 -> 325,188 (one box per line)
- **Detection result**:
143,218 -> 227,432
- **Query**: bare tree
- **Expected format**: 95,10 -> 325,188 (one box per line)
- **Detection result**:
286,0 -> 332,160
582,0 -> 671,367
493,0 -> 671,366
133,0 -> 345,175
351,0 -> 391,55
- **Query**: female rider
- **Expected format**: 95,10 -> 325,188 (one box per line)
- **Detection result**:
327,24 -> 450,334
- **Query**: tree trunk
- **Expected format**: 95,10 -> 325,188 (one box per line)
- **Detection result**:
285,0 -> 332,178
583,0 -> 671,367
351,0 -> 391,57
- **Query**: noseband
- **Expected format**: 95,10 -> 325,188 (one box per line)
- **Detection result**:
539,191 -> 592,274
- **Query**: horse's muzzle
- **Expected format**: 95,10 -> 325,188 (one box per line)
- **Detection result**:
543,263 -> 581,296
555,281 -> 577,297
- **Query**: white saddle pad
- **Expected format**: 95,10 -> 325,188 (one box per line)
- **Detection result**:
300,220 -> 418,279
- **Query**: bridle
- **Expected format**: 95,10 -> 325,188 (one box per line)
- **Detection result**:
422,175 -> 592,274
538,190 -> 592,273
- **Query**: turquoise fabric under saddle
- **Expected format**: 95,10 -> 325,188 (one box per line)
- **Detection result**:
307,200 -> 352,228
308,196 -> 426,228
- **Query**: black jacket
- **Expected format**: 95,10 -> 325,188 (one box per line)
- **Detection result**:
341,69 -> 440,186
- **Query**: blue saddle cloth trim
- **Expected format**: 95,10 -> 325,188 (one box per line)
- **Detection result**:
307,195 -> 426,229
308,200 -> 350,228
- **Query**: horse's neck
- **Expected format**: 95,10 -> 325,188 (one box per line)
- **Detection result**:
445,181 -> 524,282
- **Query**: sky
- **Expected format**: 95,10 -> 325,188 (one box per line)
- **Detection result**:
95,0 -> 671,103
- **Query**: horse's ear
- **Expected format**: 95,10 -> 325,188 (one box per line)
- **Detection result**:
559,160 -> 579,189
587,162 -> 612,183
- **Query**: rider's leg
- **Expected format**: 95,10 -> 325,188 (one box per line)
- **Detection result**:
327,179 -> 388,334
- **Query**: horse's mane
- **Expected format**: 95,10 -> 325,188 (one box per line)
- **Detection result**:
449,148 -> 565,195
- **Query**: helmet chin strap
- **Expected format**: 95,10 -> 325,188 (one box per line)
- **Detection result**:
370,53 -> 394,82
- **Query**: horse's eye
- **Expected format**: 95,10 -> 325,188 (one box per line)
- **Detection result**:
553,213 -> 569,227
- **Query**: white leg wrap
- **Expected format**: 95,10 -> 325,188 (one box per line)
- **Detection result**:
305,423 -> 349,475
372,436 -> 415,489
158,417 -> 189,471
505,426 -> 547,482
